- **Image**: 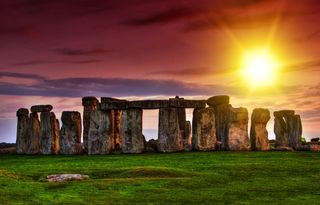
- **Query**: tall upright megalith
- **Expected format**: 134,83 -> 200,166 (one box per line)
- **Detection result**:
88,110 -> 114,154
26,112 -> 40,154
250,108 -> 270,151
60,111 -> 83,154
16,108 -> 29,154
82,96 -> 99,152
206,95 -> 230,150
158,108 -> 184,152
192,107 -> 216,151
121,109 -> 145,153
227,107 -> 250,151
113,110 -> 122,150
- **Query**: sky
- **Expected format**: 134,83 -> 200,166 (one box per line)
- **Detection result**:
0,0 -> 320,142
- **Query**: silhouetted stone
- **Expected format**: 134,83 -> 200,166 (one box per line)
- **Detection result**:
40,112 -> 60,155
88,110 -> 114,154
16,108 -> 29,154
206,95 -> 230,107
192,107 -> 216,151
26,112 -> 40,154
228,107 -> 250,151
146,139 -> 158,152
158,108 -> 184,152
31,105 -> 53,113
82,96 -> 99,152
60,111 -> 83,154
250,108 -> 270,151
121,109 -> 145,153
311,138 -> 320,143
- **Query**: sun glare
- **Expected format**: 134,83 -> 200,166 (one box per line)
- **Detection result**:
240,48 -> 280,88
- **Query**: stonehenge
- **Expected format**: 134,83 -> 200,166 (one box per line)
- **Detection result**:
15,95 -> 308,154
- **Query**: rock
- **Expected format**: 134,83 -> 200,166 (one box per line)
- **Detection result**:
274,116 -> 289,147
287,115 -> 302,149
192,107 -> 216,151
158,108 -> 184,152
184,121 -> 192,151
311,138 -> 320,143
206,95 -> 230,107
113,110 -> 122,150
310,144 -> 320,152
227,107 -> 250,151
60,111 -> 83,154
273,146 -> 294,151
121,109 -> 145,153
82,96 -> 99,152
40,112 -> 60,155
273,110 -> 295,118
47,174 -> 89,182
88,110 -> 114,155
145,139 -> 159,152
16,108 -> 29,154
250,108 -> 270,151
26,112 -> 40,154
31,105 -> 53,113
0,147 -> 16,154
214,103 -> 231,150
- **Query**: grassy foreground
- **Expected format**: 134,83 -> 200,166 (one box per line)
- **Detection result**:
0,152 -> 320,205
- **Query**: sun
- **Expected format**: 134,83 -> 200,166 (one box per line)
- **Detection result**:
239,48 -> 280,88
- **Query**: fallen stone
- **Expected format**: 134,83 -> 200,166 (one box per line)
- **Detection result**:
82,96 -> 99,152
145,139 -> 159,152
310,144 -> 320,152
16,108 -> 29,154
60,111 -> 83,154
158,108 -> 184,152
26,112 -> 40,154
250,108 -> 270,151
206,95 -> 230,107
31,105 -> 53,113
47,174 -> 89,182
88,110 -> 114,155
121,109 -> 145,153
192,107 -> 216,151
273,146 -> 294,151
227,107 -> 250,151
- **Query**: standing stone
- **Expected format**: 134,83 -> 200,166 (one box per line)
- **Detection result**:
206,96 -> 231,150
121,109 -> 145,153
287,114 -> 302,149
250,108 -> 270,151
26,112 -> 40,154
113,110 -> 122,150
60,111 -> 83,154
82,96 -> 99,152
192,107 -> 216,151
40,112 -> 60,155
88,110 -> 114,154
227,107 -> 250,151
274,116 -> 288,147
184,121 -> 192,151
158,108 -> 184,152
16,108 -> 29,154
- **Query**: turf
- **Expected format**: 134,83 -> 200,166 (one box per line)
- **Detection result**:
0,152 -> 320,205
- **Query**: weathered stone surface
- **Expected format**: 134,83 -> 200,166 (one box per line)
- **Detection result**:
82,96 -> 99,152
310,144 -> 320,152
158,108 -> 184,152
26,112 -> 40,154
250,108 -> 270,151
214,104 -> 231,150
184,121 -> 192,151
100,97 -> 206,110
206,95 -> 230,107
287,114 -> 302,149
88,110 -> 114,155
47,174 -> 89,182
31,105 -> 53,113
16,108 -> 29,154
227,107 -> 250,151
273,110 -> 295,118
40,112 -> 60,155
273,146 -> 294,151
274,116 -> 288,147
145,139 -> 158,152
121,109 -> 145,153
60,111 -> 83,154
113,110 -> 122,150
192,107 -> 216,151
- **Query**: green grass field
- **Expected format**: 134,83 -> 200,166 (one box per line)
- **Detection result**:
0,152 -> 320,205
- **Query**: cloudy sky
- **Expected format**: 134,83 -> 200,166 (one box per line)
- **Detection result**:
1,0 -> 320,142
